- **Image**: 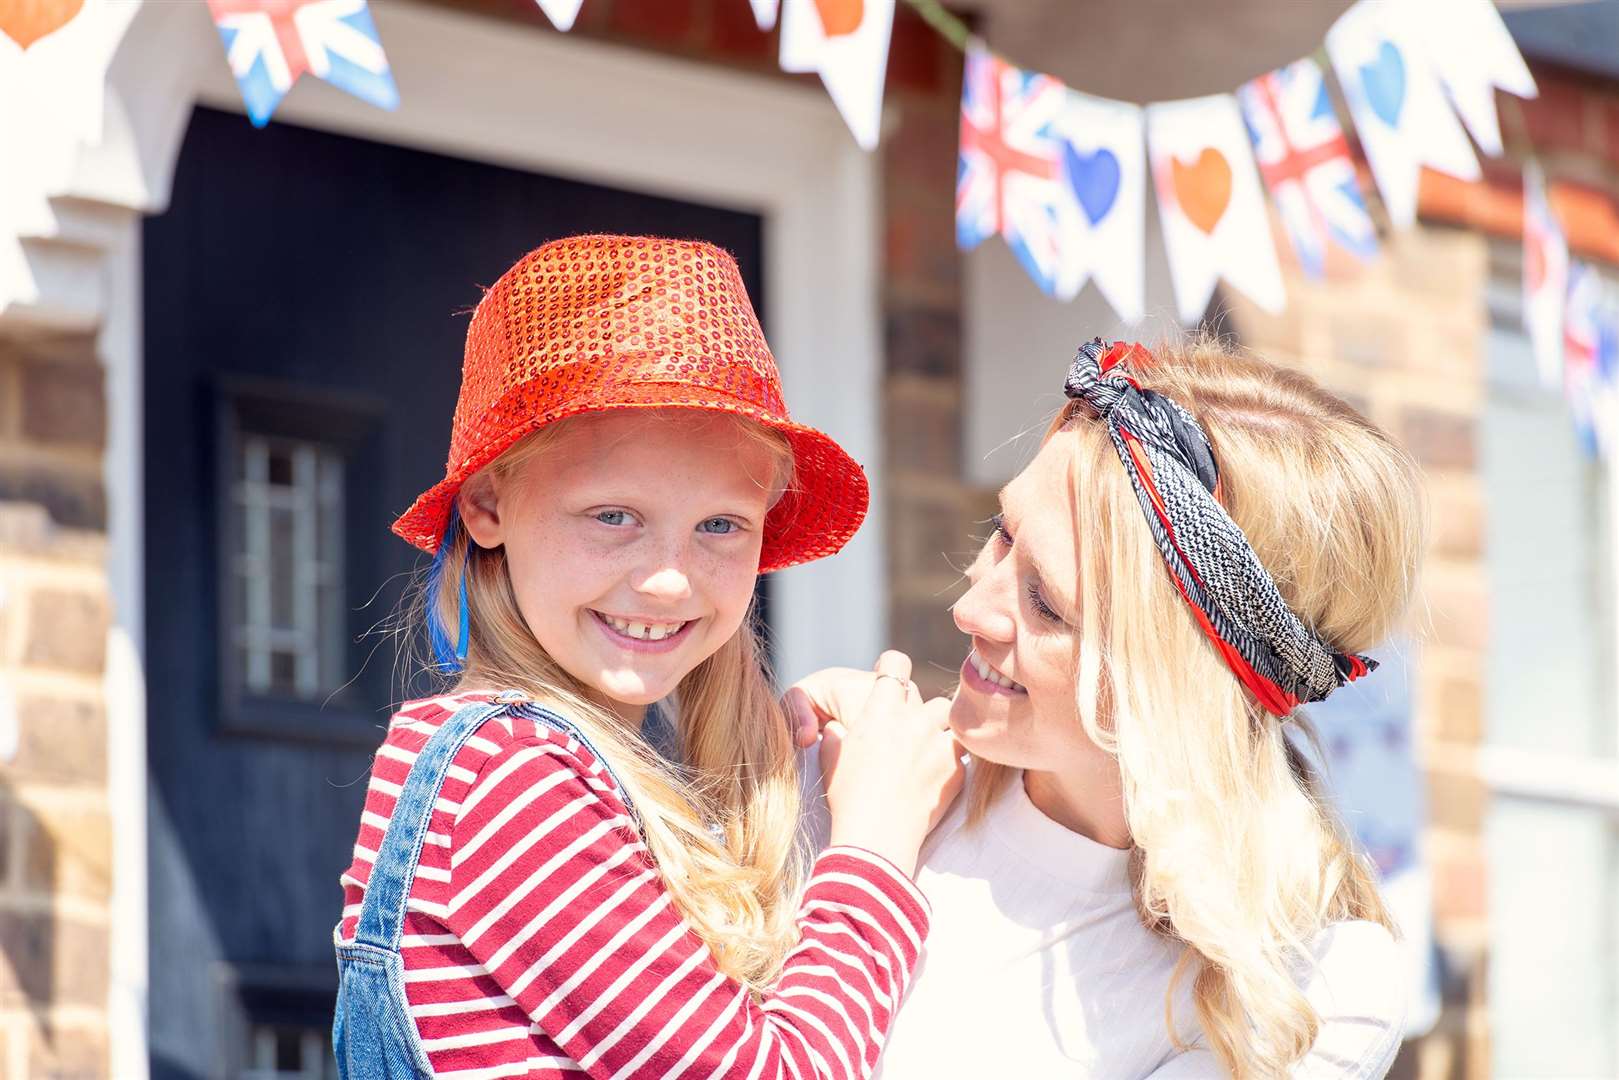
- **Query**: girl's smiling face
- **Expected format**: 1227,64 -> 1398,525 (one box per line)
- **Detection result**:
458,410 -> 783,719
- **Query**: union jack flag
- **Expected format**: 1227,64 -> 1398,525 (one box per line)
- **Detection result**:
1564,262 -> 1619,456
956,43 -> 1066,295
206,0 -> 400,127
1238,59 -> 1376,279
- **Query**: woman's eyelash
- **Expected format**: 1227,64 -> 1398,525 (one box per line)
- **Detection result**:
992,514 -> 1063,623
1026,582 -> 1062,623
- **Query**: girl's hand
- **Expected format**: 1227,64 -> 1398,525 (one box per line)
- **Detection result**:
783,667 -> 879,748
818,651 -> 964,877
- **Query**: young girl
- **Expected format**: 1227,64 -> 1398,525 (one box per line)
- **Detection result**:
333,234 -> 961,1079
793,338 -> 1425,1078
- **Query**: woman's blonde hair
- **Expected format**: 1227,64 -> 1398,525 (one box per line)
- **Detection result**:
417,410 -> 805,993
970,338 -> 1425,1077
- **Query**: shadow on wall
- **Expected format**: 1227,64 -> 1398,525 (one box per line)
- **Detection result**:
0,773 -> 59,1065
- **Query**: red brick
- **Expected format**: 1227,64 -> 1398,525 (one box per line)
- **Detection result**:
889,596 -> 968,697
1425,579 -> 1490,653
705,0 -> 774,63
1516,76 -> 1590,154
22,805 -> 112,903
1604,96 -> 1619,169
885,303 -> 959,378
0,464 -> 105,531
609,0 -> 699,43
886,6 -> 945,96
883,94 -> 959,194
5,695 -> 107,785
1434,674 -> 1483,744
1431,851 -> 1487,922
1398,407 -> 1477,471
23,587 -> 109,675
1427,768 -> 1488,834
1430,486 -> 1484,561
888,491 -> 972,581
19,359 -> 104,451
28,1025 -> 109,1080
0,913 -> 108,1007
884,203 -> 959,296
884,382 -> 959,475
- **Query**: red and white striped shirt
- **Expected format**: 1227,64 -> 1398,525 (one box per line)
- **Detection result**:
338,691 -> 931,1079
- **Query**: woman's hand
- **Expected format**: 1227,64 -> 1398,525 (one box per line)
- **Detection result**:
805,651 -> 964,877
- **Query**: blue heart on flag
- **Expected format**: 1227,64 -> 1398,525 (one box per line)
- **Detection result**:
1063,144 -> 1120,226
1359,41 -> 1406,128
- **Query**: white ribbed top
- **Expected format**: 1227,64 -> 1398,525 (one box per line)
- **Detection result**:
800,755 -> 1406,1078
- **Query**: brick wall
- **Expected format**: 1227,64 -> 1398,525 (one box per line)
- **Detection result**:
0,335 -> 113,1078
1229,225 -> 1494,1080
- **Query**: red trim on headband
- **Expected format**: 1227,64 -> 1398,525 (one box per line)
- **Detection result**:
1119,428 -> 1300,717
1100,342 -> 1154,375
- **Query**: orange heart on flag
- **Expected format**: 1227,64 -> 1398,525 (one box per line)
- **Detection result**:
812,0 -> 864,37
1171,148 -> 1233,235
0,0 -> 85,49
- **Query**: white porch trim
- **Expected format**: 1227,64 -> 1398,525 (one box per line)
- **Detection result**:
2,5 -> 884,1074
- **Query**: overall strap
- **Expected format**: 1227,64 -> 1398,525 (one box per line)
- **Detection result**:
515,703 -> 643,831
353,694 -> 516,950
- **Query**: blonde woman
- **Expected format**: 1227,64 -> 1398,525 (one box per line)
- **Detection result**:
794,338 -> 1423,1078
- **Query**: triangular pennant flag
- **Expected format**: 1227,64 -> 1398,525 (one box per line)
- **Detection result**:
1405,0 -> 1536,157
1237,58 -> 1377,280
1524,160 -> 1569,388
534,0 -> 585,32
955,41 -> 1068,296
1146,94 -> 1286,322
1325,0 -> 1479,229
0,0 -> 84,50
779,0 -> 895,150
0,0 -> 133,249
751,0 -> 780,32
206,0 -> 399,128
1050,89 -> 1145,320
1563,261 -> 1612,456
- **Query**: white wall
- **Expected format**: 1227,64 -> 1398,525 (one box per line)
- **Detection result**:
962,192 -> 1185,487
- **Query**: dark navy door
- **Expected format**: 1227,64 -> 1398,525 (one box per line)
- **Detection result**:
142,105 -> 764,1079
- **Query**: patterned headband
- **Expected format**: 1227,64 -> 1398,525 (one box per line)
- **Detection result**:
1062,338 -> 1375,716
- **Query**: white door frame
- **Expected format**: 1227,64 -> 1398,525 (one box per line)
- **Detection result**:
18,4 -> 886,1073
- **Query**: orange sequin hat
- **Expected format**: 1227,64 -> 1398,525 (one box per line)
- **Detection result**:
392,234 -> 870,573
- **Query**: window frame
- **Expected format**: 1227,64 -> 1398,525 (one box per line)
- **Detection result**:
212,377 -> 392,745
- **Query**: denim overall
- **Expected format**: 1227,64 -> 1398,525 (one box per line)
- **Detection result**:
331,692 -> 637,1079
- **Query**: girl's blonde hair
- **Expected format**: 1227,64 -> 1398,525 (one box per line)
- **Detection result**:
420,410 -> 805,993
970,338 -> 1425,1078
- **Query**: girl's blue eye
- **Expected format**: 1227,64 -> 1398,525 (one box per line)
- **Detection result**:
596,510 -> 631,526
698,517 -> 737,535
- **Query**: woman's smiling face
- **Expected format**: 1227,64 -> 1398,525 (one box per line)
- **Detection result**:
459,410 -> 782,717
948,433 -> 1102,771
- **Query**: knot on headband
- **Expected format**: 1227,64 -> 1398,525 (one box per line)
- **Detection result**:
1062,338 -> 1376,716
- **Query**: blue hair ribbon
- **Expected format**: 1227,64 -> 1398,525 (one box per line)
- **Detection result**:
427,505 -> 471,673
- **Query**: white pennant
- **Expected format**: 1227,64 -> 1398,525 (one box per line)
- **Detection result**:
1146,94 -> 1285,323
779,0 -> 895,150
1523,160 -> 1569,388
1050,90 -> 1145,322
1326,0 -> 1479,229
750,0 -> 780,32
534,0 -> 585,32
1405,0 -> 1537,157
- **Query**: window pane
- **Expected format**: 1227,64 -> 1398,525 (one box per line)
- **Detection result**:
230,426 -> 346,703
